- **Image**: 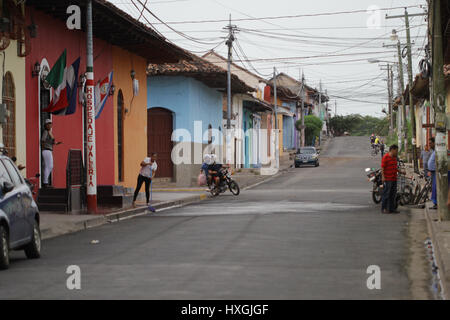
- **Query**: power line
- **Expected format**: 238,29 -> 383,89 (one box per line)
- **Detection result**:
148,5 -> 423,25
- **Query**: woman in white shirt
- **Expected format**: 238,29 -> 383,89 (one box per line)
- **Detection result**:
132,153 -> 158,207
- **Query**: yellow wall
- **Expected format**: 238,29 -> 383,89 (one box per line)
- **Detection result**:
277,114 -> 283,155
112,46 -> 148,188
0,41 -> 26,175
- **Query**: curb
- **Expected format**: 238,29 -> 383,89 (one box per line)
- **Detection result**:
423,204 -> 449,299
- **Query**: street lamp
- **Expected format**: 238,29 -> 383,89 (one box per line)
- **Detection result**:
390,29 -> 399,42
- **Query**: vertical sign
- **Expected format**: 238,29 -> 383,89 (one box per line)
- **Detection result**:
86,0 -> 97,213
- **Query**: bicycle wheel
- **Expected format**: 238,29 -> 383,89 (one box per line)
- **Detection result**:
416,184 -> 432,205
399,185 -> 413,206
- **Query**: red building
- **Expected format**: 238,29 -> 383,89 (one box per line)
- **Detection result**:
25,6 -> 114,189
23,0 -> 188,210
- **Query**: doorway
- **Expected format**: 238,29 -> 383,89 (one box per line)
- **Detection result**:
147,107 -> 173,178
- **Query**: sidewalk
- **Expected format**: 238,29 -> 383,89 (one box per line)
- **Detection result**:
423,203 -> 450,299
403,164 -> 450,299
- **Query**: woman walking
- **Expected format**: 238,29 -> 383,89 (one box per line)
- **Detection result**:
132,153 -> 158,207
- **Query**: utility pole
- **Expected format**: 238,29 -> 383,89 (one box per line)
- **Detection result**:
384,38 -> 408,152
335,100 -> 337,117
273,67 -> 279,168
386,8 -> 426,173
325,89 -> 329,136
224,15 -> 237,165
301,71 -> 305,147
318,80 -> 322,146
225,15 -> 236,131
430,0 -> 449,220
319,80 -> 322,118
390,66 -> 395,134
85,0 -> 97,214
405,9 -> 419,173
385,64 -> 393,135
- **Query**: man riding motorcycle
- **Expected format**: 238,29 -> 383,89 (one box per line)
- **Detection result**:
208,154 -> 224,189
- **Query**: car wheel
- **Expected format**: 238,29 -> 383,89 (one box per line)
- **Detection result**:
0,225 -> 9,270
315,161 -> 319,167
24,221 -> 41,259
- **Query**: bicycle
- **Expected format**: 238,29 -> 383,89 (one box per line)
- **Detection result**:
396,172 -> 413,206
411,172 -> 432,205
371,144 -> 380,156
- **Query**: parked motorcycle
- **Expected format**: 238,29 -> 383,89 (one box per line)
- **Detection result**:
210,167 -> 240,197
366,168 -> 383,204
366,166 -> 412,208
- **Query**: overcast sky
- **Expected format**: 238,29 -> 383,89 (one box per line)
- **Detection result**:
108,0 -> 428,117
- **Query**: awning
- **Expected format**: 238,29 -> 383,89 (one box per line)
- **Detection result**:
243,96 -> 273,112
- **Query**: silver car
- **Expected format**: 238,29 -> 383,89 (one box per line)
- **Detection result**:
0,155 -> 41,270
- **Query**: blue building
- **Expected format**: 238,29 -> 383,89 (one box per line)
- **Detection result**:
147,53 -> 251,186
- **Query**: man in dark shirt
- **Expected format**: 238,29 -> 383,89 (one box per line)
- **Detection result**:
208,154 -> 223,189
381,144 -> 399,214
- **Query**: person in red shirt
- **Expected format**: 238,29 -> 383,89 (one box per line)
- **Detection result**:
381,145 -> 399,214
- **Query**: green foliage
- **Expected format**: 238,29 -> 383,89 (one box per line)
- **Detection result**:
296,115 -> 322,146
328,114 -> 389,137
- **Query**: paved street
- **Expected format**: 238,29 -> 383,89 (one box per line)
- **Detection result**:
0,137 -> 420,299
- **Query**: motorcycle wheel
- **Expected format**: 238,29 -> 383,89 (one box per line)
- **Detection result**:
229,180 -> 240,196
372,186 -> 382,204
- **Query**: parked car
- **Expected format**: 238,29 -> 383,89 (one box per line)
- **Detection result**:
0,155 -> 41,270
294,147 -> 320,168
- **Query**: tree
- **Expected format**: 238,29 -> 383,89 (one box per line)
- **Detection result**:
297,115 -> 322,146
328,114 -> 389,137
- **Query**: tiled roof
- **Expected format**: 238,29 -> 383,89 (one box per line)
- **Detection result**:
147,51 -> 253,93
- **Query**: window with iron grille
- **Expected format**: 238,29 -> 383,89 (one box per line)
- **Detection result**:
2,72 -> 15,157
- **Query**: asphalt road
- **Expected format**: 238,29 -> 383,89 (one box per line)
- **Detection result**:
0,136 -> 415,299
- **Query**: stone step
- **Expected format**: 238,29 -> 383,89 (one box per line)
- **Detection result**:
37,203 -> 68,212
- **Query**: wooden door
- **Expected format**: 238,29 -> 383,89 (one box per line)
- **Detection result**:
147,108 -> 173,178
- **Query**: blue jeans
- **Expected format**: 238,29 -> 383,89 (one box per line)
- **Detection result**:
382,181 -> 397,212
431,171 -> 437,205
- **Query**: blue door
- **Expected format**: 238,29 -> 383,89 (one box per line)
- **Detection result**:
244,111 -> 249,168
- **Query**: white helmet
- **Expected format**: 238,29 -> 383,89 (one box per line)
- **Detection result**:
210,154 -> 217,164
203,154 -> 212,165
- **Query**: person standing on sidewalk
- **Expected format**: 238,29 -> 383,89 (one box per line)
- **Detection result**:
132,153 -> 158,207
41,119 -> 62,188
381,145 -> 400,214
427,138 -> 437,210
380,140 -> 385,158
421,145 -> 431,177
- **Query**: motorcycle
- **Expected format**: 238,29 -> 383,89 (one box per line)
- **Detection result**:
366,168 -> 383,204
365,166 -> 412,209
210,167 -> 240,197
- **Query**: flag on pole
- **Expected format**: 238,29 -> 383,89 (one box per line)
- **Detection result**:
43,50 -> 80,116
94,71 -> 113,119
